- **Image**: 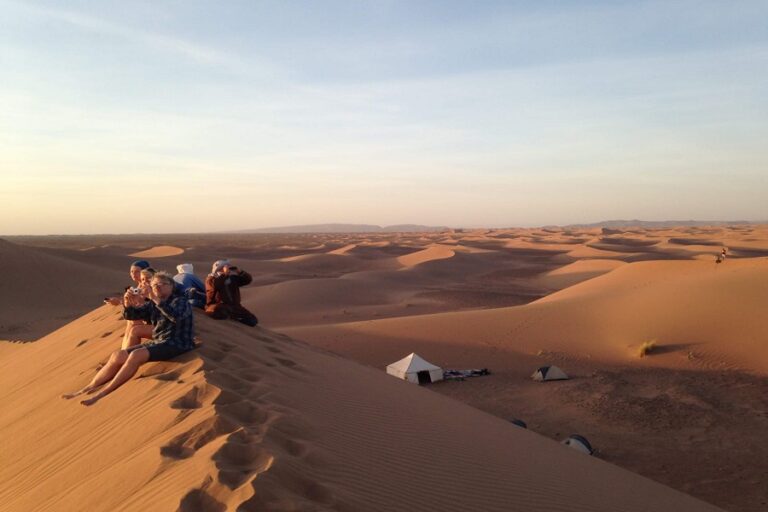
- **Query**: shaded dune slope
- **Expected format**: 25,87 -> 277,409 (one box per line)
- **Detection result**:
0,239 -> 125,340
0,309 -> 721,511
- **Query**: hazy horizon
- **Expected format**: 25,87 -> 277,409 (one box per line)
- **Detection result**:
2,1 -> 767,235
4,218 -> 767,237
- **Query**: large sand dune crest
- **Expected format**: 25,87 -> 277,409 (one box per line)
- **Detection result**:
0,308 -> 722,511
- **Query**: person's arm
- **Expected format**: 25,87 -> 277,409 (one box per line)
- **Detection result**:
205,275 -> 217,306
123,301 -> 152,322
235,270 -> 253,286
155,295 -> 192,324
192,275 -> 206,293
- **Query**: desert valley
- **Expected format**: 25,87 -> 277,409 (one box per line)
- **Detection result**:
1,224 -> 766,511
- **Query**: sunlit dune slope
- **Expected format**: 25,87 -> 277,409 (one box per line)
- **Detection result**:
129,245 -> 185,258
286,258 -> 768,373
0,308 -> 721,511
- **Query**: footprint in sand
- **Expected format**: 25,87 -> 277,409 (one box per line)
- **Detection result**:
210,372 -> 253,393
178,478 -> 226,512
218,401 -> 269,426
275,357 -> 304,372
160,416 -> 234,460
266,346 -> 282,354
201,348 -> 227,362
76,339 -> 88,347
214,431 -> 274,489
100,331 -> 113,338
239,371 -> 261,383
170,386 -> 207,410
153,369 -> 185,382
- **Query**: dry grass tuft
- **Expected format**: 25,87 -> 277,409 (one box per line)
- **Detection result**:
637,339 -> 657,358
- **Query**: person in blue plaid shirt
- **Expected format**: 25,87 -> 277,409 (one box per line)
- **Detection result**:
63,271 -> 196,406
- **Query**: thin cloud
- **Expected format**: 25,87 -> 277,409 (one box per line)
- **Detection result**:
3,1 -> 264,74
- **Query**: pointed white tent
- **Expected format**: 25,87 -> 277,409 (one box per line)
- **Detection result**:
531,365 -> 569,381
386,353 -> 444,385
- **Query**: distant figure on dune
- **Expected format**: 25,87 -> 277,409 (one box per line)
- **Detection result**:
205,260 -> 258,327
63,272 -> 196,406
715,247 -> 727,264
173,263 -> 206,308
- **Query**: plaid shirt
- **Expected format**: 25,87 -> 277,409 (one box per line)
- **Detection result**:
123,289 -> 195,350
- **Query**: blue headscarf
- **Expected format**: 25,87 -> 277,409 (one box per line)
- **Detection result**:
131,259 -> 150,269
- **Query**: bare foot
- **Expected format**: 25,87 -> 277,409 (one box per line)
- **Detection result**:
62,389 -> 86,400
80,394 -> 103,406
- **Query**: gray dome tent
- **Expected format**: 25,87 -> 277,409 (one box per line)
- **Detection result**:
531,365 -> 569,381
561,434 -> 594,455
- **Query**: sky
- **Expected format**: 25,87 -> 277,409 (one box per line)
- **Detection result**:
1,0 -> 766,235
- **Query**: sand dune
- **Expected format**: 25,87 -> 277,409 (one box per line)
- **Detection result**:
397,244 -> 456,267
0,239 -> 126,340
535,258 -> 626,290
289,258 -> 768,372
284,255 -> 768,510
0,308 -> 722,511
326,243 -> 357,255
6,226 -> 768,510
129,245 -> 185,258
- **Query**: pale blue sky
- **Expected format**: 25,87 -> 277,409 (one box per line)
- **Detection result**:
1,1 -> 766,234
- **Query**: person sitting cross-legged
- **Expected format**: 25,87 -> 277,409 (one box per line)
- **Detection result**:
62,271 -> 195,406
204,260 -> 258,327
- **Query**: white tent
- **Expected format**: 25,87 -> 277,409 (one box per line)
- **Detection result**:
386,353 -> 444,385
531,365 -> 569,381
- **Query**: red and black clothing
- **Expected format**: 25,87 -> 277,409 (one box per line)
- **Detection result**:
204,270 -> 258,326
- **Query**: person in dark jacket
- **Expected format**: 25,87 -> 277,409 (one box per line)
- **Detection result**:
62,272 -> 196,406
205,260 -> 258,326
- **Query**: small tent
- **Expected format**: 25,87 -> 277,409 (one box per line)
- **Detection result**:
386,353 -> 443,385
561,434 -> 594,455
531,365 -> 569,381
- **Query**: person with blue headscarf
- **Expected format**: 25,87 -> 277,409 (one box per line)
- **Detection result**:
103,259 -> 151,306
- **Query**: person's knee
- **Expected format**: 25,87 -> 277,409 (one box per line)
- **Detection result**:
206,305 -> 229,320
111,349 -> 129,362
126,348 -> 149,364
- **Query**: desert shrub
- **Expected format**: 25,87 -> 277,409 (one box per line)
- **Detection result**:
637,339 -> 657,358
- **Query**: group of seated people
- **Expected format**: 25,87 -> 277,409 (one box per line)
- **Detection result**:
63,258 -> 258,406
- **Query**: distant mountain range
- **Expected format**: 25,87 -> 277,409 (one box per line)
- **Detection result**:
231,223 -> 451,234
232,220 -> 766,234
562,220 -> 761,229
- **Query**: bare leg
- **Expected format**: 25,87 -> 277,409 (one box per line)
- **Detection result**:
61,349 -> 128,399
81,348 -> 150,406
122,324 -> 153,349
121,320 -> 143,348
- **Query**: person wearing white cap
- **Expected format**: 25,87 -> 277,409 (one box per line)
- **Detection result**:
173,263 -> 206,308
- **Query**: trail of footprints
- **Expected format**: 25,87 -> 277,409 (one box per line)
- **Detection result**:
146,335 -> 337,511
